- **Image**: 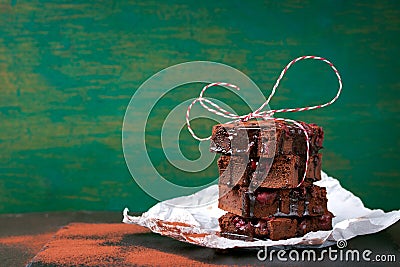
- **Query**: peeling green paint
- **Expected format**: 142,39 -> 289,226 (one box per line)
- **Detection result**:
0,0 -> 399,213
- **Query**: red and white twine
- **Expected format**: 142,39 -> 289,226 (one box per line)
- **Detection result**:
186,55 -> 342,187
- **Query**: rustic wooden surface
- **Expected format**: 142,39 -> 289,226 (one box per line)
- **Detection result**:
0,212 -> 398,266
0,0 -> 399,214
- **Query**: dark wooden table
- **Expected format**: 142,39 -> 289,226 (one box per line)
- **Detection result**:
0,212 -> 398,266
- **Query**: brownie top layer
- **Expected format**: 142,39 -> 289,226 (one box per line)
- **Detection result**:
212,120 -> 322,138
210,119 -> 324,157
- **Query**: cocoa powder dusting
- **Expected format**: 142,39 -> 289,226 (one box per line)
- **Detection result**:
28,223 -> 224,266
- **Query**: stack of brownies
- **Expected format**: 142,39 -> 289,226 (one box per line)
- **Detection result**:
210,120 -> 333,241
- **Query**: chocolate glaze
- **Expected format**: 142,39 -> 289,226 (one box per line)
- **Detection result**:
242,191 -> 256,218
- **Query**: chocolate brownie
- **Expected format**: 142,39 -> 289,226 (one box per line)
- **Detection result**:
218,153 -> 322,188
210,120 -> 324,158
218,184 -> 328,218
219,212 -> 333,241
213,119 -> 332,241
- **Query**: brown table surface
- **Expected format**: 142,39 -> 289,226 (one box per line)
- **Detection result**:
0,211 -> 398,266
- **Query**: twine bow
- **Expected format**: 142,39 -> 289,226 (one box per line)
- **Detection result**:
185,55 -> 342,186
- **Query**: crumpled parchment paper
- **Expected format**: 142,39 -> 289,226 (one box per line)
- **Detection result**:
123,171 -> 400,249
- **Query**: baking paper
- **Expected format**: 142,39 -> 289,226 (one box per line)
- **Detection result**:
123,171 -> 400,249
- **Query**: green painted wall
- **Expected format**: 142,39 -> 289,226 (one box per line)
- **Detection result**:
0,0 -> 399,214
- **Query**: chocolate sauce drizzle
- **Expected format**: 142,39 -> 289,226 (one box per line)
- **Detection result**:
241,190 -> 255,218
237,121 -> 323,219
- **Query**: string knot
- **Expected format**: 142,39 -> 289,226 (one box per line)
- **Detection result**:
242,112 -> 256,122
